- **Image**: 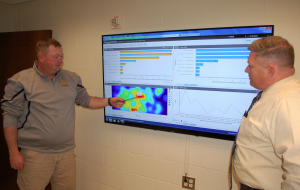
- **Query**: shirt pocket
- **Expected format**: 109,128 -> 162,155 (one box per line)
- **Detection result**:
237,116 -> 253,146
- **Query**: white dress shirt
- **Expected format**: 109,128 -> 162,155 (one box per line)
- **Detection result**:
234,75 -> 300,190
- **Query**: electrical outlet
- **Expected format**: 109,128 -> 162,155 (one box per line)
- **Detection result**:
182,175 -> 195,189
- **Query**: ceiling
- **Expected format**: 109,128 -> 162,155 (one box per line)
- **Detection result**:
0,0 -> 34,5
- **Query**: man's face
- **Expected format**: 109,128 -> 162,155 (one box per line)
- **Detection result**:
245,52 -> 268,90
39,45 -> 63,77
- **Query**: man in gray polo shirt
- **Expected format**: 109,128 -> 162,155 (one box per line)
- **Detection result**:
1,38 -> 125,190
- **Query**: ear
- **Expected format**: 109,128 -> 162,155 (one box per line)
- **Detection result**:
38,53 -> 44,62
266,64 -> 275,77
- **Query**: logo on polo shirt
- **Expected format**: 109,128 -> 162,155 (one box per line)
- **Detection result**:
62,80 -> 69,88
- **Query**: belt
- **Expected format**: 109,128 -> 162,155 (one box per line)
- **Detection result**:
240,183 -> 261,190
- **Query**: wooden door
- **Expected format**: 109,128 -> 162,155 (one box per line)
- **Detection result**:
0,30 -> 52,190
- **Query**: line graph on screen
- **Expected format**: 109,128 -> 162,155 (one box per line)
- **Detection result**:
177,89 -> 256,120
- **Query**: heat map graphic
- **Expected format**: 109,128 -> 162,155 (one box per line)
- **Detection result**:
112,86 -> 168,115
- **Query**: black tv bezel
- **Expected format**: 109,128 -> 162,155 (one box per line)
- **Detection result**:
102,25 -> 274,141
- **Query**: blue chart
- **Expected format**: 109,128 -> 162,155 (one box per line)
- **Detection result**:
112,86 -> 168,115
195,48 -> 250,79
178,89 -> 256,120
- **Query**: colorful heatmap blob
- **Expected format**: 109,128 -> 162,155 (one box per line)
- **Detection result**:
112,86 -> 168,115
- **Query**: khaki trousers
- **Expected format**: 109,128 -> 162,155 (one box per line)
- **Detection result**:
17,148 -> 76,190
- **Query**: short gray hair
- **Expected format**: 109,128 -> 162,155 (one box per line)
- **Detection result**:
36,38 -> 62,57
248,36 -> 294,68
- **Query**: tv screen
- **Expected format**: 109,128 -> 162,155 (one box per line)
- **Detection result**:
102,25 -> 274,140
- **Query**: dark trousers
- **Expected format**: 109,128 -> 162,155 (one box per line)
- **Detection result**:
240,183 -> 261,190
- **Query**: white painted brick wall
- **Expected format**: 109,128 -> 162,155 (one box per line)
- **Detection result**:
2,0 -> 299,189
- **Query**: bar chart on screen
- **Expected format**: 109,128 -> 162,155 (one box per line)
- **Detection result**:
119,49 -> 173,78
194,48 -> 250,79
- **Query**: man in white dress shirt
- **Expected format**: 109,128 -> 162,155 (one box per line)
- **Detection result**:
234,36 -> 300,190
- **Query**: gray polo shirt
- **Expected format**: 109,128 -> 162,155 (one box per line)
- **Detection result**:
1,61 -> 92,153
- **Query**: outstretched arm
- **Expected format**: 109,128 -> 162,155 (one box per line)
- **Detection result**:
89,97 -> 125,109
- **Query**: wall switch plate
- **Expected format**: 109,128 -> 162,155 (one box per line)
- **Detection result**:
182,175 -> 195,189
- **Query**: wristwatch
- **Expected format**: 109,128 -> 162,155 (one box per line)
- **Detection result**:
108,98 -> 112,106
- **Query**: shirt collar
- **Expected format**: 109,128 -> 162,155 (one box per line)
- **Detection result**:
33,60 -> 62,78
263,75 -> 297,96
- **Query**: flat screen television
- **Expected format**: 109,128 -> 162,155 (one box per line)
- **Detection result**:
102,25 -> 274,140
